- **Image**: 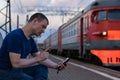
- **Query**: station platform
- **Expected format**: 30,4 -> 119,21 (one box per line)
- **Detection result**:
48,54 -> 120,80
48,55 -> 80,80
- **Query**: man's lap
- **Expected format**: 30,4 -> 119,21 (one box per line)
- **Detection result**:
0,64 -> 48,80
23,64 -> 48,80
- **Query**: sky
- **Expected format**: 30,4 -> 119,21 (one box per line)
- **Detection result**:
0,0 -> 95,43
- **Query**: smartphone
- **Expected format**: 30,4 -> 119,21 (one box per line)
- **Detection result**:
57,57 -> 70,74
63,57 -> 70,65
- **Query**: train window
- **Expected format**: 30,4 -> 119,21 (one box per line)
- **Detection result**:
97,11 -> 107,21
71,31 -> 73,36
73,29 -> 75,35
108,10 -> 120,20
67,32 -> 69,37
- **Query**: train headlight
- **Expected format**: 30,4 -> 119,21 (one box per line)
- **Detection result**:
92,31 -> 108,37
102,31 -> 107,36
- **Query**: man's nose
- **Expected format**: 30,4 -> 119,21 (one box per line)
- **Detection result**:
42,29 -> 45,33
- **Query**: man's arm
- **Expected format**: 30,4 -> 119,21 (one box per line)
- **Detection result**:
39,58 -> 66,70
39,59 -> 58,69
9,51 -> 49,68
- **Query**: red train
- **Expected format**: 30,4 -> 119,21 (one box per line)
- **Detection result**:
44,0 -> 120,66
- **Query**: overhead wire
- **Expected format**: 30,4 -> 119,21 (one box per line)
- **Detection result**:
13,0 -> 23,13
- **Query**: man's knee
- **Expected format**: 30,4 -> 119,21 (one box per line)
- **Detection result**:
23,64 -> 48,80
34,64 -> 48,80
0,70 -> 10,80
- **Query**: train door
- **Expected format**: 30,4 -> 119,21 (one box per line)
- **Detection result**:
58,29 -> 62,54
79,18 -> 84,58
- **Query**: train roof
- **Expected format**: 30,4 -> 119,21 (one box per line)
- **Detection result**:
59,12 -> 82,29
84,0 -> 120,13
58,0 -> 120,30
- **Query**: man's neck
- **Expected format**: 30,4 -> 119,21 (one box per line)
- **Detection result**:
22,26 -> 31,40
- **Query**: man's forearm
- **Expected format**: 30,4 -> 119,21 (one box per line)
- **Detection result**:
39,59 -> 58,69
31,52 -> 58,69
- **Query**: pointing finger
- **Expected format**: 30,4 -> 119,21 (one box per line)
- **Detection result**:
44,47 -> 50,52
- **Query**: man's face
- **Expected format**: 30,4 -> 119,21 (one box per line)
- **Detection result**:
33,19 -> 48,36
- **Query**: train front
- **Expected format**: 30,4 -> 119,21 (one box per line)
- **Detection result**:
88,6 -> 120,66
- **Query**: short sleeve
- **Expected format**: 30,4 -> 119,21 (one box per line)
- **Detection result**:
7,35 -> 22,54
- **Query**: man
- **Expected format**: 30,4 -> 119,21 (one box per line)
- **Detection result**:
0,13 -> 65,80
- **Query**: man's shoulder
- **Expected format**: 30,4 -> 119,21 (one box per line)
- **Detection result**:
3,29 -> 23,42
7,29 -> 22,37
11,28 -> 22,35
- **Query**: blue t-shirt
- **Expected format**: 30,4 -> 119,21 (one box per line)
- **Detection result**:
0,29 -> 38,69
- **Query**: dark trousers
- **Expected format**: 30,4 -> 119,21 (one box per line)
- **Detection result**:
0,64 -> 48,80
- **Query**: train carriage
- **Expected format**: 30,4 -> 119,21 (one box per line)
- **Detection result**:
57,13 -> 82,57
44,36 -> 51,50
51,31 -> 58,50
50,31 -> 58,53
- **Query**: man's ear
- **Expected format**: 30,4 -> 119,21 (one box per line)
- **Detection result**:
33,18 -> 39,23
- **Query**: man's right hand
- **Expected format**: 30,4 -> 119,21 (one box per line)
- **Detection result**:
36,48 -> 50,62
